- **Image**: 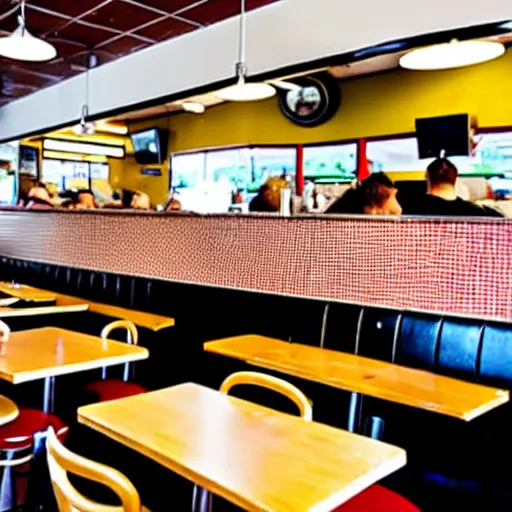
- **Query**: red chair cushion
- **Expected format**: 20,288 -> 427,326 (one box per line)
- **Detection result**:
332,484 -> 420,512
84,380 -> 148,402
0,408 -> 69,451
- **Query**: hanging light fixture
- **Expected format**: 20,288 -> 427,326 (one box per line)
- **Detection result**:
215,0 -> 275,102
0,0 -> 56,62
181,101 -> 206,114
399,39 -> 505,71
73,54 -> 97,136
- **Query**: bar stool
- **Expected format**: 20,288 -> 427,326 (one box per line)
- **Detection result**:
213,372 -> 420,512
0,320 -> 70,511
46,426 -> 147,512
84,321 -> 148,402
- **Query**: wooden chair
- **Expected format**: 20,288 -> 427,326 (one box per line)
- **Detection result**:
46,426 -> 146,512
220,371 -> 420,512
84,321 -> 148,402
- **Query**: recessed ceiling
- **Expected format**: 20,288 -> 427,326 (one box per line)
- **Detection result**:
0,0 -> 281,105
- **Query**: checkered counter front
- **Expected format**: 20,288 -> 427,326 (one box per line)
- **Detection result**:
0,209 -> 510,322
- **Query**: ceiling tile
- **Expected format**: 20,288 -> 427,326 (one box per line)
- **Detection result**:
1,9 -> 68,35
83,1 -> 161,32
55,22 -> 115,47
27,0 -> 110,18
129,0 -> 200,14
134,16 -> 196,41
184,0 -> 279,25
99,36 -> 149,56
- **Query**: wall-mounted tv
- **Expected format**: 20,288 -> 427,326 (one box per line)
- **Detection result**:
415,114 -> 470,159
131,128 -> 169,165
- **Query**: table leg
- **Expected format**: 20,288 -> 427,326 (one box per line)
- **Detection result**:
192,485 -> 212,512
42,376 -> 55,414
347,392 -> 363,433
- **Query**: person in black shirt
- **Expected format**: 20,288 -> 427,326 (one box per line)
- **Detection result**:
326,173 -> 402,216
404,158 -> 502,217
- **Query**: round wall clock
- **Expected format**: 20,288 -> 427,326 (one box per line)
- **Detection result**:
277,72 -> 341,128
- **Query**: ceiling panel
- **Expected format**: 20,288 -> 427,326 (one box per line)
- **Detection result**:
133,0 -> 201,14
27,0 -> 110,18
83,2 -> 161,32
100,36 -> 149,56
0,0 -> 282,108
184,0 -> 277,24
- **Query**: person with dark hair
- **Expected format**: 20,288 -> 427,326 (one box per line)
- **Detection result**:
403,158 -> 502,217
326,173 -> 402,215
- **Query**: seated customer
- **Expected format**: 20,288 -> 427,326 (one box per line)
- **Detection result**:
131,191 -> 151,210
326,173 -> 402,215
249,177 -> 288,213
76,190 -> 97,209
404,158 -> 502,217
25,183 -> 54,210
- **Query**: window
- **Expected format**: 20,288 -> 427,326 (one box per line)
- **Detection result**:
303,143 -> 357,183
170,146 -> 297,213
42,159 -> 109,194
366,138 -> 423,173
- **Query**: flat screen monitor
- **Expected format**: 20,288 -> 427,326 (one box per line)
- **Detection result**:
131,128 -> 168,165
415,114 -> 470,159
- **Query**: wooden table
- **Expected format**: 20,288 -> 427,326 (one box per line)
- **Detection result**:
78,383 -> 406,512
0,282 -> 88,318
204,335 -> 510,423
0,327 -> 148,413
0,282 -> 174,331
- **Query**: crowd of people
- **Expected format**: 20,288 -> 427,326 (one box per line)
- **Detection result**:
326,158 -> 502,217
18,183 -> 182,212
17,158 -> 503,218
248,158 -> 503,217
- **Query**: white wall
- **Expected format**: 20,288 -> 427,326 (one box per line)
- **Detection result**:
0,0 -> 509,142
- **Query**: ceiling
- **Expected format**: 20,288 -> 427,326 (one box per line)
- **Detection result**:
0,0 -> 281,105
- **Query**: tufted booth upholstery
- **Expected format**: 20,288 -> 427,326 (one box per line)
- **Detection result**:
2,256 -> 512,507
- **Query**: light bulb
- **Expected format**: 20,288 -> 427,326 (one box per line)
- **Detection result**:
399,40 -> 505,71
0,26 -> 56,62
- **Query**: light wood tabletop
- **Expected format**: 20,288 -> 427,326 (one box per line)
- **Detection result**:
0,282 -> 57,302
78,383 -> 406,512
0,282 -> 174,331
0,327 -> 148,384
0,395 -> 18,426
204,336 -> 510,422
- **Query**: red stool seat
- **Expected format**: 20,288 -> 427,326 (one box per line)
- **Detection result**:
84,380 -> 148,402
0,408 -> 69,451
332,484 -> 420,512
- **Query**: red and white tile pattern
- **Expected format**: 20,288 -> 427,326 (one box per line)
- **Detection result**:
0,210 -> 510,322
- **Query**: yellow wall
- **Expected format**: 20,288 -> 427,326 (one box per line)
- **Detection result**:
116,50 -> 512,196
165,50 -> 512,152
108,156 -> 168,206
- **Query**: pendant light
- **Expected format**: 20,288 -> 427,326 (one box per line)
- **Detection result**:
399,39 -> 505,71
216,0 -> 276,102
73,54 -> 97,136
0,0 -> 56,62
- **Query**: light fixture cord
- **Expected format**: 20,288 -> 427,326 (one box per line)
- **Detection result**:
235,0 -> 247,80
18,0 -> 26,32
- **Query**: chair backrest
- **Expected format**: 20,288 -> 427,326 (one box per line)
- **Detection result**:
220,371 -> 312,421
100,321 -> 139,381
101,321 -> 138,346
46,427 -> 142,512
